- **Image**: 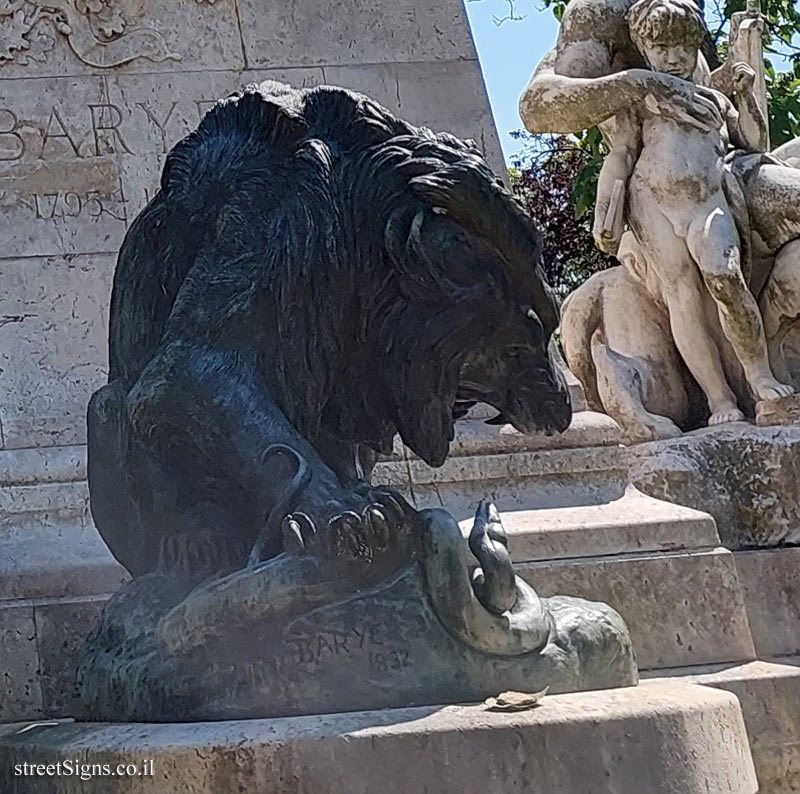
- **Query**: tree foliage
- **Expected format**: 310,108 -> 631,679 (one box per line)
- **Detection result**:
509,132 -> 615,298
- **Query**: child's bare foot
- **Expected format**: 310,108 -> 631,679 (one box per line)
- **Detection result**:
708,404 -> 745,425
752,376 -> 795,402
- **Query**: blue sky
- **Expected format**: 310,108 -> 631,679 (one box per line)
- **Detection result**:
464,0 -> 798,163
463,1 -> 560,163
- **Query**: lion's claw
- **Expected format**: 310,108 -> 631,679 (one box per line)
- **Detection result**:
324,503 -> 396,562
278,486 -> 411,563
281,512 -> 316,554
365,505 -> 390,548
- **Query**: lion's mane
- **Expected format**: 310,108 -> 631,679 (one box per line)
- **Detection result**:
108,81 -> 558,458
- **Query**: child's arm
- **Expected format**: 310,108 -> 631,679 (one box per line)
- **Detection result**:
594,110 -> 640,254
727,62 -> 768,152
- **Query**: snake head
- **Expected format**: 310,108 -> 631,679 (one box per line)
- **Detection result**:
469,500 -> 508,560
469,500 -> 516,615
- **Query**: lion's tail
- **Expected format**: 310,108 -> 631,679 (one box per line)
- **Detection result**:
560,275 -> 605,412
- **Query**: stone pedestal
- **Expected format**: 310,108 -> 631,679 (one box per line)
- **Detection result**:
0,0 -> 502,457
628,422 -> 800,548
650,660 -> 800,794
0,446 -> 128,722
5,411 -> 800,793
0,682 -> 758,794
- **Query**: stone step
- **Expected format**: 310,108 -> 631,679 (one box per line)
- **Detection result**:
0,522 -> 127,602
518,547 -> 755,671
733,546 -> 800,660
400,411 -> 624,459
647,658 -> 800,794
445,486 -> 749,671
378,446 -> 628,516
0,521 -> 128,723
0,446 -> 90,534
476,485 -> 719,561
381,423 -> 754,672
0,593 -> 113,724
0,445 -> 86,487
0,681 -> 757,794
374,412 -> 629,513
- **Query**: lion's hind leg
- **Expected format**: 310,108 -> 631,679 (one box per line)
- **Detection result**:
87,379 -> 149,574
591,334 -> 683,443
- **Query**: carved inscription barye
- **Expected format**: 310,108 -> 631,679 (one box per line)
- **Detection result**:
285,621 -> 414,676
0,99 -> 218,161
0,98 -> 218,234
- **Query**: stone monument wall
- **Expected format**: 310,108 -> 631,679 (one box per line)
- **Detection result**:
0,0 -> 502,452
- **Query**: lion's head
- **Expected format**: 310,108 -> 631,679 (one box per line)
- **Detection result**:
112,82 -> 571,469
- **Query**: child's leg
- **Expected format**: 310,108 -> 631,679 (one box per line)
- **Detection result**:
631,212 -> 743,423
687,203 -> 794,401
662,274 -> 744,424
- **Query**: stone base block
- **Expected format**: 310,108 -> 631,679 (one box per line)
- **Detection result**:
629,423 -> 800,548
0,594 -> 118,723
755,393 -> 800,427
518,548 -> 756,670
735,547 -> 800,659
480,485 -> 718,561
0,521 -> 128,722
0,682 -> 757,794
373,412 -> 630,520
650,659 -> 800,794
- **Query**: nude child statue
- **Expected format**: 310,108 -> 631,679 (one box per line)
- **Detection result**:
520,0 -> 800,274
591,0 -> 792,423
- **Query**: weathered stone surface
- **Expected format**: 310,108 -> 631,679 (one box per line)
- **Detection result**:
651,659 -> 800,794
323,60 -> 504,174
735,548 -> 800,659
0,255 -> 113,449
236,0 -> 476,69
0,446 -> 91,537
0,483 -> 88,527
519,547 -> 756,670
0,77 -> 127,258
401,442 -> 627,526
756,393 -> 800,427
0,522 -> 127,601
629,423 -> 800,548
0,445 -> 86,486
0,682 -> 758,794
34,599 -> 107,717
0,605 -> 42,721
0,0 -> 243,80
0,522 -> 128,722
399,411 -> 624,460
407,438 -> 626,486
0,0 -> 502,453
489,486 -> 719,562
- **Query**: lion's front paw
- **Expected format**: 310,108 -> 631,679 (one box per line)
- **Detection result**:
282,487 -> 415,564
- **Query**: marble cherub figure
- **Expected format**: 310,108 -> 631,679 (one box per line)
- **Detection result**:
592,0 -> 793,424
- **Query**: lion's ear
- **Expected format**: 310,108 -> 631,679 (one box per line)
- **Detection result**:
385,207 -> 504,302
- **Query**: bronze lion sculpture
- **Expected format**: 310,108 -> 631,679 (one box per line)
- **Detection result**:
88,80 -> 571,578
77,82 -> 636,721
